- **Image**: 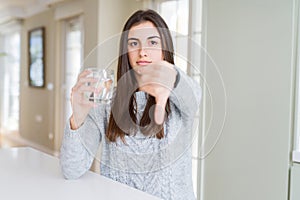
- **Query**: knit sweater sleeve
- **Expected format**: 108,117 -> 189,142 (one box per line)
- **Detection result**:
169,66 -> 202,119
60,104 -> 107,179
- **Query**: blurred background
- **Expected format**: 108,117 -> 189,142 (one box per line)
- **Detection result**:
0,0 -> 299,200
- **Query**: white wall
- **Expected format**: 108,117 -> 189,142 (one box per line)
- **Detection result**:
290,163 -> 300,200
202,0 -> 293,199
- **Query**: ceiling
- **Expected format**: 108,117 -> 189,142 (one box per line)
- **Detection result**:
0,0 -> 67,23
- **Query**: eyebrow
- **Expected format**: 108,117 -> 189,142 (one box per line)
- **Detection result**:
127,36 -> 161,41
127,38 -> 138,41
148,36 -> 161,40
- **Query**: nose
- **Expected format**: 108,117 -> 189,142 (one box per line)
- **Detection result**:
139,46 -> 148,57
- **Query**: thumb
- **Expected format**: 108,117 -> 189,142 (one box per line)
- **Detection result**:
155,95 -> 168,125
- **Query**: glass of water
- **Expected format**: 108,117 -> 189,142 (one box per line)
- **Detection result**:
86,68 -> 114,104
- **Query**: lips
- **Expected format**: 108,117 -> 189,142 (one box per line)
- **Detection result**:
136,60 -> 152,66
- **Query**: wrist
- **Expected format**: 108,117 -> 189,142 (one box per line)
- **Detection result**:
70,115 -> 83,130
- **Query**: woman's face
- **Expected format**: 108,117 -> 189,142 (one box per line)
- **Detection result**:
127,21 -> 163,68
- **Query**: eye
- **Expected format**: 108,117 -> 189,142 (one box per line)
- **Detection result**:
149,40 -> 159,46
128,41 -> 139,47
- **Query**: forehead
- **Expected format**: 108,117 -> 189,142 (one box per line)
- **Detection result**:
128,21 -> 160,39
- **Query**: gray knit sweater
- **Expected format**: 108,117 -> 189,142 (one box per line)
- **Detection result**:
60,68 -> 201,200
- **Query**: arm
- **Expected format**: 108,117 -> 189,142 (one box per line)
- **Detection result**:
169,66 -> 202,119
60,69 -> 107,179
60,106 -> 105,179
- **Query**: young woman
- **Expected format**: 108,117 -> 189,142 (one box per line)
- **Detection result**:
60,9 -> 201,200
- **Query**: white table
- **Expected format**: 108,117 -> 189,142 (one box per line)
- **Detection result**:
0,147 -> 160,200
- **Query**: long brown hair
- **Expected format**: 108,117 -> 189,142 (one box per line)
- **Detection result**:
106,9 -> 175,143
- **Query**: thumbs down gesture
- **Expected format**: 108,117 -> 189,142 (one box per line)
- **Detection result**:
134,60 -> 177,124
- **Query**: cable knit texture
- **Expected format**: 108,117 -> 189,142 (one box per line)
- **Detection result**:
60,68 -> 201,200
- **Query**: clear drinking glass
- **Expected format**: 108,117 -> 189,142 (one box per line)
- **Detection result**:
86,68 -> 114,104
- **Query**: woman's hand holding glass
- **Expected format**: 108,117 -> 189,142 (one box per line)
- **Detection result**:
70,68 -> 114,130
69,70 -> 98,130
